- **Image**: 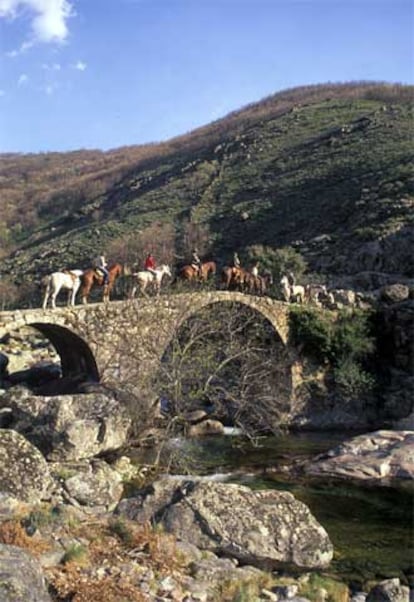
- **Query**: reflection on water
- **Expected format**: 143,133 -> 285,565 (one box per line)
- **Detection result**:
129,431 -> 414,586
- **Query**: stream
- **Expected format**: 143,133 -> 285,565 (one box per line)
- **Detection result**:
129,431 -> 413,587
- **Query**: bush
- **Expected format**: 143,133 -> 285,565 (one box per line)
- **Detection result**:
333,358 -> 375,400
290,307 -> 376,398
245,244 -> 307,281
289,307 -> 333,362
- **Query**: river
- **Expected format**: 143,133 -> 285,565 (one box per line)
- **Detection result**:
129,431 -> 413,588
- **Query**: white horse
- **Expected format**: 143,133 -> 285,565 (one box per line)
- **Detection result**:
130,264 -> 172,298
42,269 -> 83,309
280,275 -> 305,303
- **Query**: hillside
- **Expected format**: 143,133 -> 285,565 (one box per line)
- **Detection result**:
0,82 -> 413,304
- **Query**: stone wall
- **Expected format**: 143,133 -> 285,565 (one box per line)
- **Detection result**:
0,292 -> 291,390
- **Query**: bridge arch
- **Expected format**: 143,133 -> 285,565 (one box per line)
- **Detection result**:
168,292 -> 289,346
30,323 -> 99,381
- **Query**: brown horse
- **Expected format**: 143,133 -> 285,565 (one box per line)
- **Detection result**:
80,263 -> 126,304
221,266 -> 247,290
177,261 -> 216,283
244,270 -> 273,295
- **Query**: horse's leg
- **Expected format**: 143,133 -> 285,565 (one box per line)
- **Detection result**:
51,285 -> 60,309
42,285 -> 50,309
71,281 -> 80,306
81,282 -> 90,304
42,284 -> 50,309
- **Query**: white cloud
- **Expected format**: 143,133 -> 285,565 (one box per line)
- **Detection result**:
17,73 -> 28,85
73,60 -> 86,71
0,0 -> 74,51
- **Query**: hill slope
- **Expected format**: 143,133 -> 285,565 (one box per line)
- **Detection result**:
1,82 -> 413,297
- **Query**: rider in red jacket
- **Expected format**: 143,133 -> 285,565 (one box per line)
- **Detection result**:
144,253 -> 157,275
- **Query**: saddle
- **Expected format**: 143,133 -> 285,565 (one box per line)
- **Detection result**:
95,267 -> 105,278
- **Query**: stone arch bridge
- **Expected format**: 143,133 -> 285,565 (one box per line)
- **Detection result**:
0,292 -> 298,399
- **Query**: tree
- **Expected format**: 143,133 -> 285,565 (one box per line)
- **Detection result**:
156,302 -> 291,437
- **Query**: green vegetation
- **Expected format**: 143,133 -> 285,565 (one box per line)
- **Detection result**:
290,307 -> 376,399
61,543 -> 89,565
245,244 -> 307,280
108,518 -> 134,546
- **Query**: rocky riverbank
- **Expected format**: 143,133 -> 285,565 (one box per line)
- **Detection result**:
0,382 -> 412,600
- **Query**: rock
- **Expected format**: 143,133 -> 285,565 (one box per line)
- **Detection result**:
60,459 -> 123,510
1,390 -> 131,461
303,430 -> 414,481
116,477 -> 333,570
187,419 -> 225,437
183,410 -> 209,424
366,578 -> 409,602
0,543 -> 52,601
0,429 -> 52,502
380,284 -> 410,304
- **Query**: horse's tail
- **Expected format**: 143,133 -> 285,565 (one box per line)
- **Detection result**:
41,274 -> 51,288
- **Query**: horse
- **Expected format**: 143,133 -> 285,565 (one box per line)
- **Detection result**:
176,261 -> 217,283
305,283 -> 328,305
280,274 -> 305,303
221,266 -> 246,290
243,270 -> 273,296
130,264 -> 172,298
80,263 -> 126,304
42,269 -> 83,309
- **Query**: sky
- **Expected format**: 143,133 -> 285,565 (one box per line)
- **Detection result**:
0,0 -> 413,154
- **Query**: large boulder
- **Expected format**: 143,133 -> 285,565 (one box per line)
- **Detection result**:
116,477 -> 333,570
303,430 -> 414,481
1,388 -> 131,461
380,283 -> 410,304
53,459 -> 123,510
0,429 -> 52,503
0,544 -> 52,602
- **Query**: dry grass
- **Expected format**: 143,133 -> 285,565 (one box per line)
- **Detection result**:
47,518 -> 186,602
0,519 -> 50,556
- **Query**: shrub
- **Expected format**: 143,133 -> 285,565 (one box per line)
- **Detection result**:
289,307 -> 376,398
62,543 -> 89,566
333,358 -> 375,400
245,244 -> 307,281
289,307 -> 333,362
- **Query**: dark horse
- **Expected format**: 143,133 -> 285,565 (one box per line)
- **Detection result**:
176,261 -> 216,283
80,263 -> 127,304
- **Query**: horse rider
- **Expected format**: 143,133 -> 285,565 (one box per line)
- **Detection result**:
191,248 -> 202,277
93,254 -> 109,285
233,252 -> 241,269
144,252 -> 157,276
287,271 -> 296,286
251,261 -> 260,277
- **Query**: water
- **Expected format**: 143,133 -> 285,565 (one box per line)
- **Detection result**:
129,431 -> 414,587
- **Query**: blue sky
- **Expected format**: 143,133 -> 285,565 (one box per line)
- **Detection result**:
0,0 -> 412,154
